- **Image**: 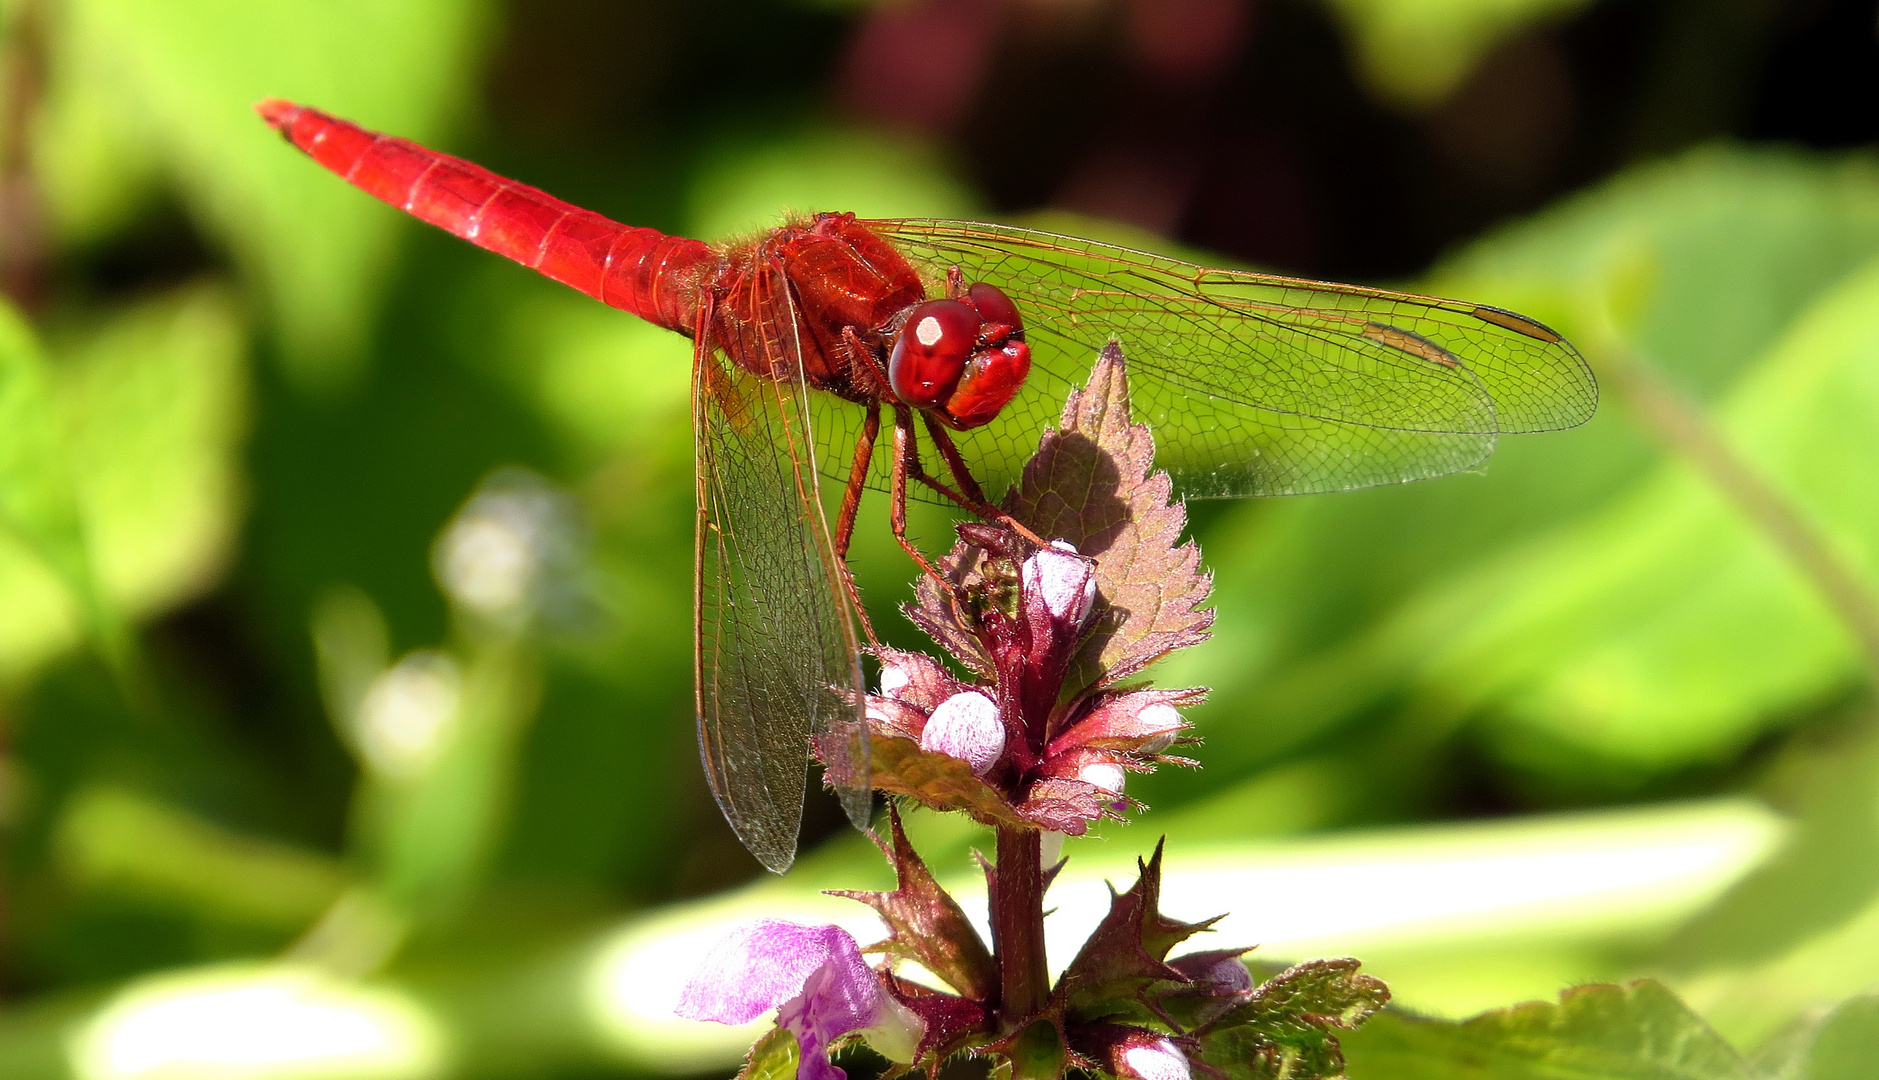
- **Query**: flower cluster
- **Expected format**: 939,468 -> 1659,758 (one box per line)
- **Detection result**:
861,537 -> 1201,835
676,344 -> 1386,1080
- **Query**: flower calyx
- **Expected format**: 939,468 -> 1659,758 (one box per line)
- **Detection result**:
860,642 -> 1201,834
828,808 -> 997,1005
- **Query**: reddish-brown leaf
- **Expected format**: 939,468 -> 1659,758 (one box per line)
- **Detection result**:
904,343 -> 1213,695
886,975 -> 992,1075
1001,341 -> 1214,695
1057,839 -> 1220,1015
869,733 -> 1030,828
831,809 -> 998,1002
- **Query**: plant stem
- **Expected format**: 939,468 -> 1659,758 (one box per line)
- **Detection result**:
1604,348 -> 1879,681
992,825 -> 1047,1020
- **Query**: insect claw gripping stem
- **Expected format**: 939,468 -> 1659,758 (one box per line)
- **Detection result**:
921,414 -> 1047,550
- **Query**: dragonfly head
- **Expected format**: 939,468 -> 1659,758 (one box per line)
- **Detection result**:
888,282 -> 1031,429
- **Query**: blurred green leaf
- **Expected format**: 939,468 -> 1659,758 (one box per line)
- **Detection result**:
1319,0 -> 1596,108
1165,148 -> 1879,798
1425,252 -> 1879,776
36,12 -> 163,247
1660,720 -> 1879,972
59,287 -> 247,617
0,287 -> 245,686
1662,724 -> 1879,1050
1683,887 -> 1879,1055
686,125 -> 975,242
53,784 -> 349,929
1753,995 -> 1879,1080
1341,981 -> 1752,1079
0,298 -> 100,665
62,0 -> 491,388
355,640 -> 540,924
477,274 -> 694,466
67,963 -> 449,1080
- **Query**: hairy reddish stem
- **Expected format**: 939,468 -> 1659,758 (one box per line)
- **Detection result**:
992,825 -> 1048,1020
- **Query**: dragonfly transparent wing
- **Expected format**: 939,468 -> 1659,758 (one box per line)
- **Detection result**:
693,264 -> 868,874
858,218 -> 1597,500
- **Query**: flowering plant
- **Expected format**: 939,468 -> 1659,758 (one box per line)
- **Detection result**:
681,343 -> 1387,1080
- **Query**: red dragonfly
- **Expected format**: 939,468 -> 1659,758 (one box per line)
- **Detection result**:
258,101 -> 1595,872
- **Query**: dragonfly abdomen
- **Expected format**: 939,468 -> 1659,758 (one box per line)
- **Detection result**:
257,100 -> 714,333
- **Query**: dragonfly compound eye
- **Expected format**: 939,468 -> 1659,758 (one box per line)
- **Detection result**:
964,282 -> 1023,336
889,299 -> 979,409
941,338 -> 1032,429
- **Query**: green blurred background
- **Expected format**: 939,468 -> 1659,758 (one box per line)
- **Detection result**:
2,0 -> 1879,1076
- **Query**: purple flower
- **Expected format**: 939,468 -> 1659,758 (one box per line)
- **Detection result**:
920,691 -> 1005,776
675,921 -> 921,1080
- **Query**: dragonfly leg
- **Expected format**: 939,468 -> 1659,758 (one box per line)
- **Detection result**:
834,403 -> 880,559
920,414 -> 1047,549
920,412 -> 989,505
841,325 -> 894,400
889,407 -> 952,589
834,404 -> 882,646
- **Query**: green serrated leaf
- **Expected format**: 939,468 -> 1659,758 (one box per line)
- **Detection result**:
1198,958 -> 1389,1080
737,1026 -> 803,1080
1059,842 -> 1218,1017
63,0 -> 490,388
868,732 -> 1030,830
868,735 -> 1109,833
1340,980 -> 1752,1079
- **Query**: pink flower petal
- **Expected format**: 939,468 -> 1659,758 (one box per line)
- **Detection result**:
674,921 -> 879,1028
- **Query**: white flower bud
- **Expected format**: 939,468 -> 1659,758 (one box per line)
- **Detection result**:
1021,540 -> 1097,628
1136,703 -> 1184,754
879,663 -> 910,698
1121,1038 -> 1190,1080
1078,761 -> 1127,794
920,691 -> 1004,776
